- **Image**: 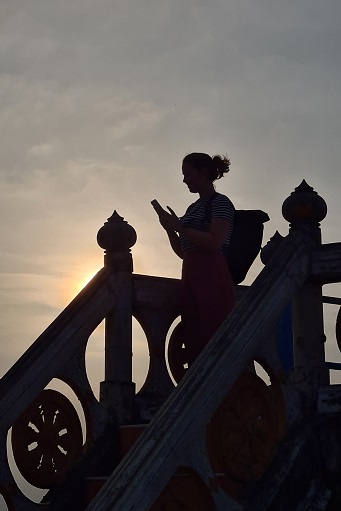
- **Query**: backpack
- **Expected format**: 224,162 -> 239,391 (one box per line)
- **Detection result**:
205,194 -> 270,285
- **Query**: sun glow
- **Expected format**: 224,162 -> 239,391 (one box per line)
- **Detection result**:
59,256 -> 102,305
76,270 -> 99,293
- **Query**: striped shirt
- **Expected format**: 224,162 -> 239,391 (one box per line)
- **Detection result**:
179,192 -> 235,252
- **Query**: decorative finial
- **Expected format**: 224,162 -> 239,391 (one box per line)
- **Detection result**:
282,180 -> 327,226
260,231 -> 285,265
97,211 -> 137,252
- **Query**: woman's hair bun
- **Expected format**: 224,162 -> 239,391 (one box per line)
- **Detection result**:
212,154 -> 231,180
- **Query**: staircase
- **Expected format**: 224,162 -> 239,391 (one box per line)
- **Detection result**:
1,182 -> 341,510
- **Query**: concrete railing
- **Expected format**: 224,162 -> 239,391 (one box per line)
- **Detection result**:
1,182 -> 341,510
85,229 -> 315,511
0,268 -> 119,510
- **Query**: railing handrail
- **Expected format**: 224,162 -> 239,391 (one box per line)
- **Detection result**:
0,267 -> 116,433
85,230 -> 312,511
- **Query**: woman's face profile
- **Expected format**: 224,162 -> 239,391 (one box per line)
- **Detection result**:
182,162 -> 209,194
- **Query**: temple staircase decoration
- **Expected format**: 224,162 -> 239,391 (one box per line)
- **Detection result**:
0,181 -> 341,510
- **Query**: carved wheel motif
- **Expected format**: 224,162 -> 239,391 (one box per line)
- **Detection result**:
207,370 -> 285,483
11,389 -> 83,488
150,468 -> 215,511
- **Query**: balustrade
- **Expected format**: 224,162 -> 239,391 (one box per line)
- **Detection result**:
0,182 -> 340,510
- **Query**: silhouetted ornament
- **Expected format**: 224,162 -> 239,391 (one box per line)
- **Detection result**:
97,211 -> 137,252
11,389 -> 83,489
260,231 -> 285,265
282,180 -> 327,225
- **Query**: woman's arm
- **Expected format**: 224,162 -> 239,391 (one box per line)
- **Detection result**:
158,206 -> 231,252
179,218 -> 231,251
165,229 -> 184,259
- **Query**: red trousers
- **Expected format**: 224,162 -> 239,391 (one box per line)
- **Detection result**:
180,249 -> 235,365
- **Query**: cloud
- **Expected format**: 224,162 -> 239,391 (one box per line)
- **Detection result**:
0,0 -> 340,386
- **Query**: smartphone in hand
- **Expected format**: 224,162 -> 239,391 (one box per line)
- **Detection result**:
151,199 -> 164,215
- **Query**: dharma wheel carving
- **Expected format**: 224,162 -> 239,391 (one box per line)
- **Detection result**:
150,467 -> 215,511
207,370 -> 285,483
11,389 -> 83,488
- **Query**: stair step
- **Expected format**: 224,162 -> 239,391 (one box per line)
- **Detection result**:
85,471 -> 239,506
85,424 -> 145,506
85,424 -> 240,506
119,424 -> 146,459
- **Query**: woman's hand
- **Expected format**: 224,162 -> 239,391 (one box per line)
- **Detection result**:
158,206 -> 181,233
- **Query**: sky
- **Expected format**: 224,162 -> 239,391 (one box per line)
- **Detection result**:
1,0 -> 341,403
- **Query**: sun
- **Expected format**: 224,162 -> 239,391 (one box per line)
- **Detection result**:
76,270 -> 99,293
59,255 -> 103,305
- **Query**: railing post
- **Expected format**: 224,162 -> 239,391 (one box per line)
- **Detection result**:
97,211 -> 137,423
282,181 -> 330,402
261,231 -> 294,379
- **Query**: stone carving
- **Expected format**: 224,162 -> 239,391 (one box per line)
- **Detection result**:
11,389 -> 83,489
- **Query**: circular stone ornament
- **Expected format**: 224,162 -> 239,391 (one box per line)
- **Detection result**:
11,389 -> 83,489
207,370 -> 285,483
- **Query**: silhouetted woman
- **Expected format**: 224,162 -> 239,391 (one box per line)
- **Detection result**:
155,152 -> 235,376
